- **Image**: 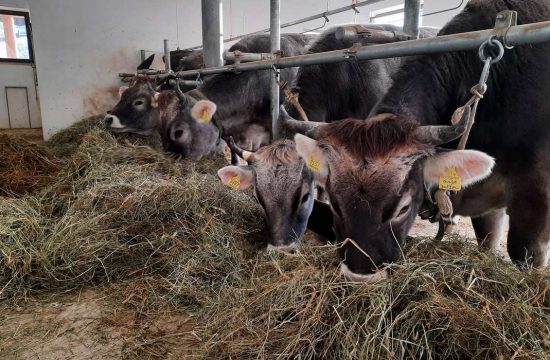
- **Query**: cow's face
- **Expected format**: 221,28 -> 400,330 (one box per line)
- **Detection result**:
166,96 -> 221,160
105,80 -> 160,135
218,140 -> 315,251
291,112 -> 494,282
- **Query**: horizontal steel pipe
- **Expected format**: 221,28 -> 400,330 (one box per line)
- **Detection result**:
117,75 -> 201,87
156,20 -> 550,80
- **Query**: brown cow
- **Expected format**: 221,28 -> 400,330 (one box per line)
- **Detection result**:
285,109 -> 494,282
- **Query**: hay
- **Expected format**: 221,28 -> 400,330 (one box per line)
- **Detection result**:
45,115 -> 164,157
0,119 -> 549,359
192,240 -> 550,359
0,135 -> 62,196
0,126 -> 264,302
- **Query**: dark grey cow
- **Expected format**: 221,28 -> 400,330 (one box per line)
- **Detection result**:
218,138 -> 315,251
286,25 -> 438,123
289,0 -> 550,281
167,33 -> 316,160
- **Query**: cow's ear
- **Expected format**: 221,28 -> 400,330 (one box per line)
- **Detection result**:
118,86 -> 129,98
294,134 -> 329,187
423,150 -> 495,188
217,166 -> 254,191
191,100 -> 217,123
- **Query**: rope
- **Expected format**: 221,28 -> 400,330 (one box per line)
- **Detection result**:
279,81 -> 310,122
431,38 -> 505,239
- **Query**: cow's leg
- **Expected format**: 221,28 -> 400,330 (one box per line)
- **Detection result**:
507,179 -> 550,269
471,208 -> 506,251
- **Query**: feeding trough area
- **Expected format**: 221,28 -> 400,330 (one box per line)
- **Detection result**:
0,117 -> 548,359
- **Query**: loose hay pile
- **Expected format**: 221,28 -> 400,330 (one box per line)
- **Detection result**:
0,118 -> 549,359
0,135 -> 62,196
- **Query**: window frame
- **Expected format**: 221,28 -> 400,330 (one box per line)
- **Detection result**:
0,9 -> 34,64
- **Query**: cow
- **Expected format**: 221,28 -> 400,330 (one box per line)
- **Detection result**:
286,0 -> 550,282
166,33 -> 316,160
217,138 -> 316,252
104,78 -> 162,137
138,49 -> 203,72
105,34 -> 315,158
286,25 -> 438,123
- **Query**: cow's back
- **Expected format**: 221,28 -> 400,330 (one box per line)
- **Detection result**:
375,0 -> 550,161
199,34 -> 314,144
289,25 -> 418,123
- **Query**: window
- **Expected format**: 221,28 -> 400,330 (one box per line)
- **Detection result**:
0,10 -> 33,63
370,2 -> 424,27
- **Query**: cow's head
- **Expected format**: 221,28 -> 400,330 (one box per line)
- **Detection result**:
104,78 -> 160,135
218,139 -> 315,252
284,108 -> 495,282
164,82 -> 222,160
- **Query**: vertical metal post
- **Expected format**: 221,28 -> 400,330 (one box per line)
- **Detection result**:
201,0 -> 224,68
140,49 -> 146,63
164,39 -> 171,72
270,0 -> 281,140
403,0 -> 421,39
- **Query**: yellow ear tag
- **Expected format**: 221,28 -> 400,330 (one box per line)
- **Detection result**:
200,109 -> 211,123
228,175 -> 241,190
439,167 -> 462,191
308,157 -> 321,172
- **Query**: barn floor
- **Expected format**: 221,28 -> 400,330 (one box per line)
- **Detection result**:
0,287 -> 199,359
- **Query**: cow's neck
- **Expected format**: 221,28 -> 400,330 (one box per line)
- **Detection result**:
373,54 -> 480,127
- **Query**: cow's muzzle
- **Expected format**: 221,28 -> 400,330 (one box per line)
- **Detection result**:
104,114 -> 125,129
267,242 -> 299,254
340,263 -> 389,283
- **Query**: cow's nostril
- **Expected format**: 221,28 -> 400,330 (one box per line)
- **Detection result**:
174,130 -> 184,138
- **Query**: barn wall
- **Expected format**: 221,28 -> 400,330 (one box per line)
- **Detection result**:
28,0 -> 202,139
5,0 -> 468,139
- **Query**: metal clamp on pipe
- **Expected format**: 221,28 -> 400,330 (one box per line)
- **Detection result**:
223,50 -> 276,64
335,25 -> 414,44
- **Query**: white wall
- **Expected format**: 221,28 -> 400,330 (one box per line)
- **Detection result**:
1,0 -> 468,138
28,0 -> 203,138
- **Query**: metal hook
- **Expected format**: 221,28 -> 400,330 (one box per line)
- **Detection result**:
302,14 -> 329,33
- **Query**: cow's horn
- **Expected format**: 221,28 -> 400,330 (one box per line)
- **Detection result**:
229,136 -> 255,163
279,105 -> 325,139
414,105 -> 471,146
175,79 -> 188,106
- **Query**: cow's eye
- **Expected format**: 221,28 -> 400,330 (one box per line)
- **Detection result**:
397,204 -> 410,217
301,192 -> 310,204
133,99 -> 145,107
